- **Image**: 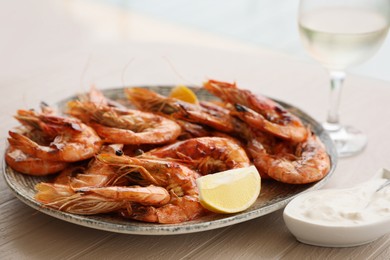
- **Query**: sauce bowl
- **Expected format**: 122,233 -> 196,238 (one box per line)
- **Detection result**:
283,169 -> 390,247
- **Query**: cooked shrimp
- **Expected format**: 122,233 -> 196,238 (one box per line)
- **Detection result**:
141,137 -> 251,175
35,183 -> 125,215
67,100 -> 181,145
35,183 -> 170,214
119,195 -> 201,224
97,154 -> 206,223
34,143 -> 171,213
247,130 -> 330,184
79,85 -> 128,109
5,146 -> 68,176
203,80 -> 308,142
75,185 -> 170,206
8,110 -> 102,162
54,144 -> 128,188
125,87 -> 238,133
54,164 -> 127,188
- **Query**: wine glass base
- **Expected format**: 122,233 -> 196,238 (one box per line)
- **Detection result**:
322,123 -> 367,158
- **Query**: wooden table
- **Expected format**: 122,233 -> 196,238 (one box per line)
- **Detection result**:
2,1 -> 390,259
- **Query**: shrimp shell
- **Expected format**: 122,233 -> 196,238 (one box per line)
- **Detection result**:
8,110 -> 102,162
67,100 -> 181,145
142,137 -> 251,175
248,131 -> 330,184
125,87 -> 238,134
96,154 -> 206,223
203,79 -> 308,142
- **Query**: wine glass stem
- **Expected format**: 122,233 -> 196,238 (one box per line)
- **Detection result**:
326,70 -> 346,132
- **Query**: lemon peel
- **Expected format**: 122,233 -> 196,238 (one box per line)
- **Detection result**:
169,85 -> 198,104
196,166 -> 261,214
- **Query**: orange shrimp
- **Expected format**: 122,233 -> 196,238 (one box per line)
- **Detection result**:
120,195 -> 201,224
125,87 -> 238,133
97,154 -> 206,224
79,85 -> 128,109
8,110 -> 102,162
35,183 -> 170,215
141,137 -> 251,175
203,80 -> 308,142
247,130 -> 330,184
54,144 -> 128,188
35,143 -> 171,214
67,100 -> 181,145
5,146 -> 68,176
75,185 -> 170,206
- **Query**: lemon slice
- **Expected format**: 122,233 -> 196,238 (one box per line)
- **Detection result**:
196,166 -> 261,214
169,85 -> 198,104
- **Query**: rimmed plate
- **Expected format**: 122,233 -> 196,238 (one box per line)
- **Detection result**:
2,86 -> 337,235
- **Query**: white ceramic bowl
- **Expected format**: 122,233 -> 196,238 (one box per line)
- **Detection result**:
284,193 -> 390,247
283,169 -> 390,247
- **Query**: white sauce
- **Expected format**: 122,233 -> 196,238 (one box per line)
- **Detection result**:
288,179 -> 390,226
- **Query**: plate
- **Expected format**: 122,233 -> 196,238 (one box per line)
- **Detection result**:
2,86 -> 337,235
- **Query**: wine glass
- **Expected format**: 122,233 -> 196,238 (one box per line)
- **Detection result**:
298,0 -> 390,157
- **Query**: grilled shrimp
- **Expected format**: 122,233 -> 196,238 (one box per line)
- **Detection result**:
248,130 -> 330,184
203,80 -> 308,142
54,144 -> 128,188
67,100 -> 181,145
125,87 -> 238,133
97,154 -> 206,224
35,183 -> 170,215
35,143 -> 170,214
79,85 -> 129,109
5,146 -> 68,176
141,137 -> 250,175
8,110 -> 102,162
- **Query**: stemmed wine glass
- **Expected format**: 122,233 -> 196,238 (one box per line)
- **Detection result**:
298,0 -> 390,157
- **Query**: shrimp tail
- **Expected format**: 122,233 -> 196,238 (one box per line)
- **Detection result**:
8,131 -> 39,156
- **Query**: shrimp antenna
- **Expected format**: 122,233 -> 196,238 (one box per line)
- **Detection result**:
80,54 -> 92,91
162,56 -> 196,86
121,57 -> 135,88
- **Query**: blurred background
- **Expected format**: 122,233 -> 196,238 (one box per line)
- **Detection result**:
67,0 -> 390,82
1,0 -> 389,82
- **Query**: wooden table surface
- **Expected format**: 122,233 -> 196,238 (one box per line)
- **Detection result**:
2,1 -> 390,259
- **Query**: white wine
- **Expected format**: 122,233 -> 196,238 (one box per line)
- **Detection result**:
299,8 -> 389,70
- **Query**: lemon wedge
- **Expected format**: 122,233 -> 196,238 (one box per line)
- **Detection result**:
169,85 -> 198,104
196,166 -> 261,214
